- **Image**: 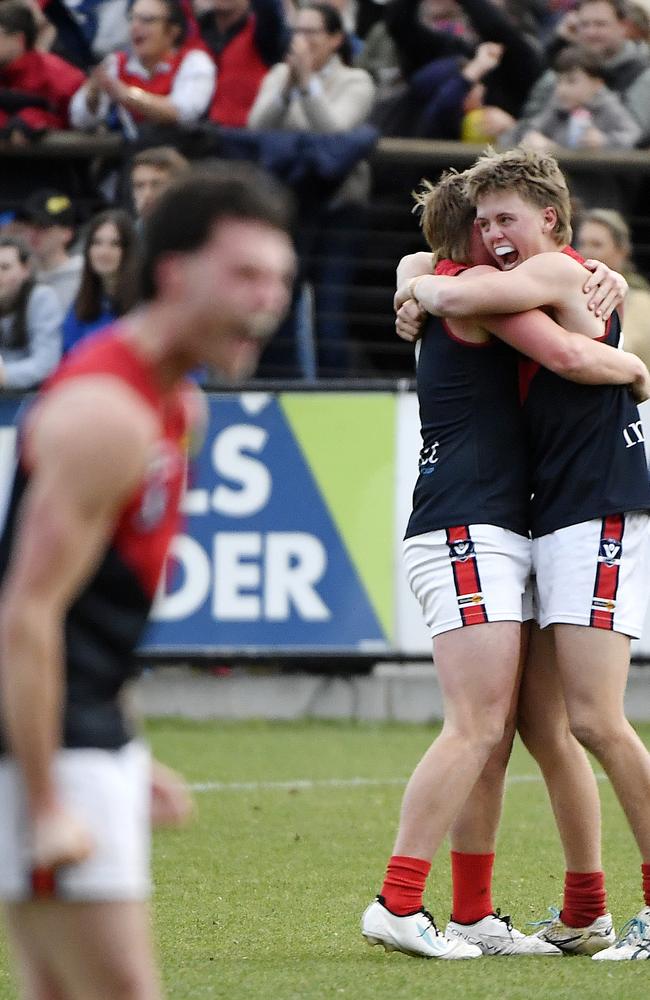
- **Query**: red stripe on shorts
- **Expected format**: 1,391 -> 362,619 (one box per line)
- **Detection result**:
590,514 -> 625,630
446,526 -> 488,626
30,866 -> 57,898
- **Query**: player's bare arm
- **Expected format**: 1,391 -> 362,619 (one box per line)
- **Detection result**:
394,253 -> 434,342
397,253 -> 597,317
582,260 -> 628,318
396,253 -> 626,320
395,257 -> 647,395
150,758 -> 195,828
120,682 -> 196,830
0,378 -> 157,869
396,251 -> 434,288
396,251 -> 628,312
486,312 -> 650,400
395,256 -> 626,343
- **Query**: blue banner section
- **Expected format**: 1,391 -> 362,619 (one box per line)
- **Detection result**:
0,397 -> 24,424
142,394 -> 387,652
0,398 -> 24,526
0,392 -> 390,653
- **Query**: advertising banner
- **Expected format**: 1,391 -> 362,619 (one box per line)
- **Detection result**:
1,391 -> 650,659
143,391 -> 395,653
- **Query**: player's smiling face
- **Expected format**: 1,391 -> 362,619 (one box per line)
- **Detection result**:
475,192 -> 557,270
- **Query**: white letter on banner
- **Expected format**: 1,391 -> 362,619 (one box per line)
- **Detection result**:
212,425 -> 270,516
182,486 -> 209,515
0,426 -> 17,531
153,534 -> 211,619
264,533 -> 330,621
213,533 -> 262,620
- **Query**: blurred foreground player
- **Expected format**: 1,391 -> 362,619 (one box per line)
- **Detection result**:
0,164 -> 295,1000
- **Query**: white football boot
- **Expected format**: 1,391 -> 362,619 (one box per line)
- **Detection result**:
445,909 -> 561,956
592,906 -> 650,961
531,907 -> 615,955
361,897 -> 482,959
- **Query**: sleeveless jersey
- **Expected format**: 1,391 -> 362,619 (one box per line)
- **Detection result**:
0,328 -> 191,753
405,261 -> 529,540
520,247 -> 650,538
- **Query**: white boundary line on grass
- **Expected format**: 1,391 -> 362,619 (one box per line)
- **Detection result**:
190,773 -> 607,793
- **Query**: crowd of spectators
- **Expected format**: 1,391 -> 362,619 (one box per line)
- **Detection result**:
3,0 -> 649,149
1,0 -> 650,379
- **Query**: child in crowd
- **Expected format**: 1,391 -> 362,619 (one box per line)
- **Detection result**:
507,45 -> 641,151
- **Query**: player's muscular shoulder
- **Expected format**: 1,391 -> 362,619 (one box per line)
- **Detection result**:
520,251 -> 584,281
519,252 -> 585,300
26,378 -> 158,509
459,265 -> 498,278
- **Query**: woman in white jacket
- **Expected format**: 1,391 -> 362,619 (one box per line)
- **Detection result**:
248,2 -> 375,375
248,2 -> 374,137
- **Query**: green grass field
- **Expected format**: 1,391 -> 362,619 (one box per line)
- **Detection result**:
2,719 -> 650,999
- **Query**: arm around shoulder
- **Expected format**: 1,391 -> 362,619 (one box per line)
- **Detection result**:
410,256 -> 566,317
543,329 -> 649,389
486,308 -> 650,392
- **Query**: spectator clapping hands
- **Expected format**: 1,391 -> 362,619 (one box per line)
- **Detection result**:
284,29 -> 315,91
84,60 -> 122,114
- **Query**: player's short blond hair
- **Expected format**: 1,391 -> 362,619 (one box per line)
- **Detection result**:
464,147 -> 573,246
412,169 -> 474,263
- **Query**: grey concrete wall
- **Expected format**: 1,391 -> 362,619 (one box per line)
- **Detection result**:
132,664 -> 650,723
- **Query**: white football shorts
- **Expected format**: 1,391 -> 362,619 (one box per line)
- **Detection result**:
0,740 -> 151,902
403,524 -> 532,638
532,511 -> 650,637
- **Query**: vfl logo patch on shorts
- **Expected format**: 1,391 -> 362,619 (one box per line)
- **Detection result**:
598,537 -> 622,567
448,539 -> 475,562
591,515 -> 625,630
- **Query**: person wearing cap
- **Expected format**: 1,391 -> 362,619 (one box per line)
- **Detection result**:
19,191 -> 83,315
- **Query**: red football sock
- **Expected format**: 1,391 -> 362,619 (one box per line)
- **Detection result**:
642,862 -> 650,907
380,855 -> 431,915
561,871 -> 607,928
450,851 -> 495,924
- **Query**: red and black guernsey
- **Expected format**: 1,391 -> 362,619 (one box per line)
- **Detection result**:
520,246 -> 650,539
405,259 -> 529,541
0,328 -> 192,753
